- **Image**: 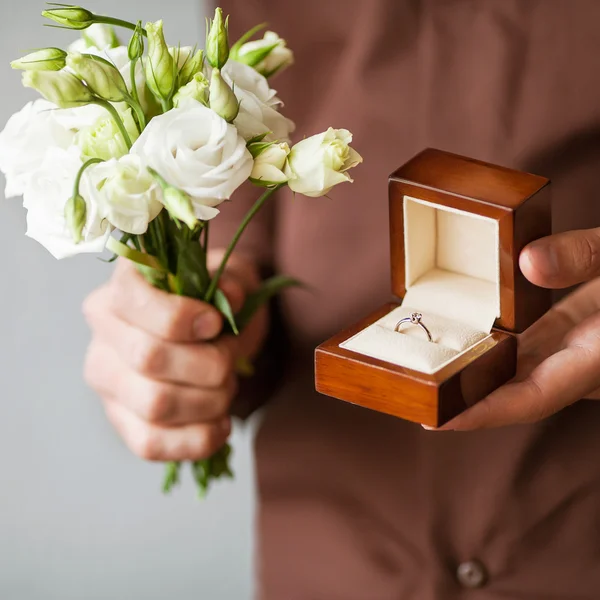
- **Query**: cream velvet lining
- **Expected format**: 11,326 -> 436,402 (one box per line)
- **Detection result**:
340,197 -> 501,374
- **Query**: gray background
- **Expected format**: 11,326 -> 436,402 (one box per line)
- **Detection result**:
0,1 -> 256,599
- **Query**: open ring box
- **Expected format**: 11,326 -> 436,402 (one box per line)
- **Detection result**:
315,149 -> 552,428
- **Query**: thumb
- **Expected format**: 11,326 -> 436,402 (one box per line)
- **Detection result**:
520,228 -> 600,289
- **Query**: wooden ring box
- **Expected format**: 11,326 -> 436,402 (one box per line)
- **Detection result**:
315,148 -> 552,428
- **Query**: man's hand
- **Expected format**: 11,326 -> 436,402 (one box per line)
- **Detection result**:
439,227 -> 600,431
83,254 -> 269,460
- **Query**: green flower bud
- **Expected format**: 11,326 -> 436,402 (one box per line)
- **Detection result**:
22,70 -> 94,108
147,168 -> 198,229
42,6 -> 94,30
206,8 -> 230,69
64,193 -> 87,244
173,72 -> 209,108
128,22 -> 144,61
66,52 -> 129,102
209,68 -> 239,123
178,49 -> 204,87
76,108 -> 139,161
11,48 -> 67,72
145,20 -> 176,101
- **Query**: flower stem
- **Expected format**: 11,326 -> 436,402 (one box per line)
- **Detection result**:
94,16 -> 147,36
204,185 -> 283,303
92,99 -> 133,149
127,60 -> 146,131
72,157 -> 104,199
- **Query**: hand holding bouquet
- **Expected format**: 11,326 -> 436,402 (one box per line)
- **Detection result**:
0,4 -> 362,497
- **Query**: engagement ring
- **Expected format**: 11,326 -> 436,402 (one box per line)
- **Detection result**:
394,312 -> 433,343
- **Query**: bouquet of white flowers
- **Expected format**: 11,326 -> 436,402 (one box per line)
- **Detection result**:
0,4 -> 361,497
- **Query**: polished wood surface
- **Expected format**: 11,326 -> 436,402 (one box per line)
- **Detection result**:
389,148 -> 552,333
315,303 -> 517,427
315,148 -> 549,425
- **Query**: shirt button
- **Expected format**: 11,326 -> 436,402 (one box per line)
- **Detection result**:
456,560 -> 488,589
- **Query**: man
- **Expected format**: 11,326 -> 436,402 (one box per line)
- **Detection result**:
83,1 -> 600,597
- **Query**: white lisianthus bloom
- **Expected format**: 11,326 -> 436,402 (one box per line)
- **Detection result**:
221,60 -> 295,142
75,107 -> 140,161
68,24 -> 120,52
285,128 -> 363,197
82,155 -> 163,235
0,99 -> 75,198
236,31 -> 294,78
131,100 -> 253,220
250,142 -> 290,185
23,148 -> 111,259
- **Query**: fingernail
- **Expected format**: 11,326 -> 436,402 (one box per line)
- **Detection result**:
194,312 -> 219,340
421,424 -> 437,431
526,241 -> 560,277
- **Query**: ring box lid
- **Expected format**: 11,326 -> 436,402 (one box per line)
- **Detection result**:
389,148 -> 552,334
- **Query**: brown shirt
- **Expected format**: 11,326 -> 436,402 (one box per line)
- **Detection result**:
216,1 -> 600,597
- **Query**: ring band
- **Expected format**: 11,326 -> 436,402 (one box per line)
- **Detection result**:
394,312 -> 433,343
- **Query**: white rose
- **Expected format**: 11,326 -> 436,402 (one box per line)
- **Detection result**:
23,148 -> 111,259
236,31 -> 294,78
131,101 -> 253,220
221,60 -> 295,142
251,142 -> 290,185
285,128 -> 363,197
0,100 -> 75,198
82,155 -> 163,235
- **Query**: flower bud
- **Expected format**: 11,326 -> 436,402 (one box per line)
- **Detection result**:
66,52 -> 129,102
206,8 -> 230,69
64,193 -> 87,244
22,70 -> 94,108
285,128 -> 363,197
147,168 -> 198,229
209,68 -> 239,123
41,6 -> 94,30
233,31 -> 294,78
11,48 -> 67,72
173,72 -> 209,108
145,20 -> 176,101
249,141 -> 290,186
128,22 -> 144,61
178,49 -> 204,87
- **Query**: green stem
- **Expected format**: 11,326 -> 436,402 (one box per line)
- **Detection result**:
72,157 -> 104,199
204,185 -> 283,303
92,100 -> 133,149
160,97 -> 173,113
203,221 -> 210,255
127,60 -> 147,131
94,16 -> 147,36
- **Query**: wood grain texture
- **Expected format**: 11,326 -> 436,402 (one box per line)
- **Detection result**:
315,303 -> 517,427
315,149 -> 550,425
389,148 -> 552,333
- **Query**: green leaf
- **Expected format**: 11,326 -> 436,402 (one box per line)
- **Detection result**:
237,275 -> 303,330
162,461 -> 181,494
235,41 -> 279,68
106,235 -> 166,271
214,288 -> 239,335
175,238 -> 210,298
230,22 -> 267,58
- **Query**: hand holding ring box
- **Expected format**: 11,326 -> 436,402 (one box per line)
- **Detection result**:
314,148 -> 552,428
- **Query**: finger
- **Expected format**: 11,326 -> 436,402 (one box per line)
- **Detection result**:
86,309 -> 233,388
85,341 -> 236,425
439,311 -> 600,430
104,400 -> 231,462
104,260 -> 223,342
520,228 -> 600,289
